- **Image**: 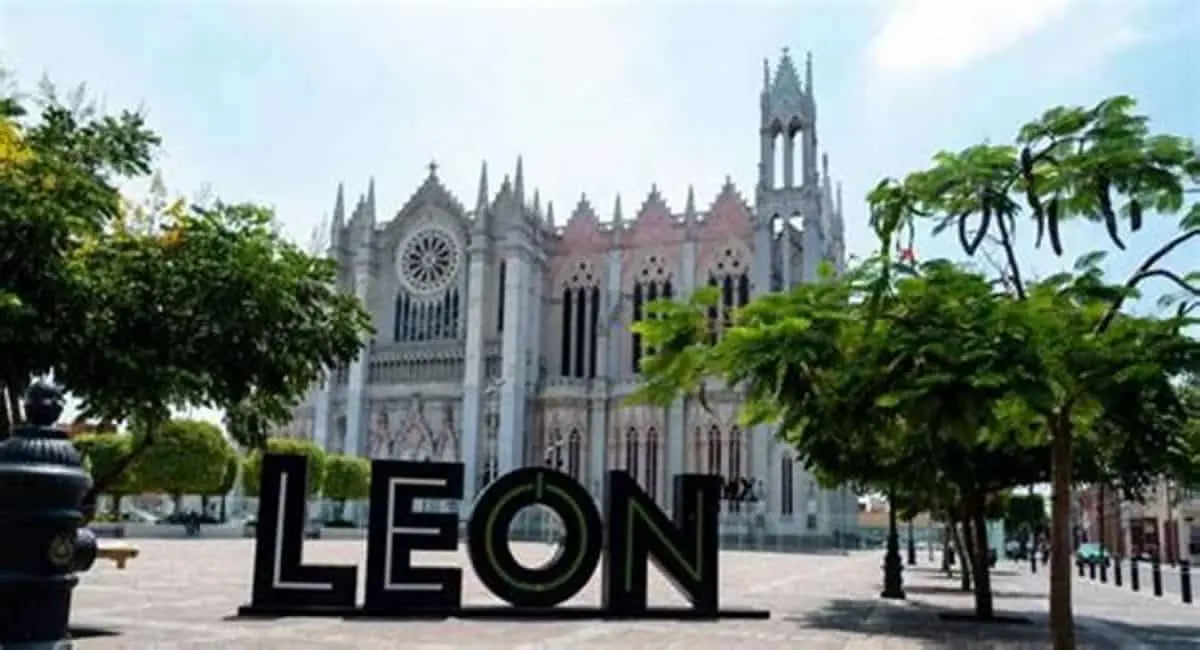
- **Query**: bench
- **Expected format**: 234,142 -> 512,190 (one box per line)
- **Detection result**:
96,544 -> 139,569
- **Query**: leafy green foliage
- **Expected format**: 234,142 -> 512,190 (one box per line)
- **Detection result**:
136,419 -> 233,496
60,201 -> 373,451
211,450 -> 240,496
241,437 -> 327,497
0,75 -> 372,497
1001,493 -> 1048,535
322,454 -> 370,503
73,433 -> 141,495
863,94 -> 1200,649
0,81 -> 158,433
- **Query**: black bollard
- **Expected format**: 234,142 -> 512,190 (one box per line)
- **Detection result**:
881,499 -> 905,599
1099,559 -> 1108,583
1182,559 -> 1193,604
1132,557 -> 1141,591
1030,550 -> 1037,574
1152,556 -> 1163,596
0,381 -> 98,648
1089,561 -> 1097,580
1114,557 -> 1122,587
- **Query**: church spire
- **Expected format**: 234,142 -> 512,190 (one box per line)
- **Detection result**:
805,50 -> 814,95
684,184 -> 697,231
612,193 -> 623,245
332,182 -> 345,227
366,177 -> 376,223
475,161 -> 489,213
514,156 -> 525,208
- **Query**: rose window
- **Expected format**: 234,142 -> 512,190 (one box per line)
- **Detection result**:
397,228 -> 460,294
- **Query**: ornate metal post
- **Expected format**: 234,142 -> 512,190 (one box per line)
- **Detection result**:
881,489 -> 905,599
0,382 -> 98,648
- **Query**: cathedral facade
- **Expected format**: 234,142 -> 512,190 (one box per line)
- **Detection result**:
288,49 -> 858,539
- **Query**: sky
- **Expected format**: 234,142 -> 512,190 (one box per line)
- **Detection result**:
1,0 -> 1198,427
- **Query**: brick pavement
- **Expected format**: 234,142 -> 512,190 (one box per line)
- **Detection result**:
67,541 -> 1196,649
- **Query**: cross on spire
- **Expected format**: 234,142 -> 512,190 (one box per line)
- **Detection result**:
427,160 -> 439,177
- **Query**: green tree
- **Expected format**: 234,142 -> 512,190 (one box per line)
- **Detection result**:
638,260 -> 1067,618
241,437 -> 327,498
321,454 -> 370,523
866,95 -> 1200,649
73,432 -> 142,516
0,81 -> 157,434
136,419 -> 233,509
0,77 -> 372,497
1002,492 -> 1049,540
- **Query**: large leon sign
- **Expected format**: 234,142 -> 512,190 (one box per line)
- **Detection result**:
237,454 -> 770,620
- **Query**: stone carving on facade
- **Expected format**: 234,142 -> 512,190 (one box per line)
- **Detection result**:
429,401 -> 459,461
365,396 -> 460,462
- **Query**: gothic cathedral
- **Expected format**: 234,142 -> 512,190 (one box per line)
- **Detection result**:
289,49 -> 859,540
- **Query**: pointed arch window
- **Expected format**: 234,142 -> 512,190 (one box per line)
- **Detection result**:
726,426 -> 745,513
705,246 -> 750,342
780,454 -> 795,516
631,255 -> 674,373
705,424 -> 723,477
394,289 -> 461,342
559,260 -> 601,379
644,426 -> 661,502
497,261 -> 506,334
624,427 -> 640,483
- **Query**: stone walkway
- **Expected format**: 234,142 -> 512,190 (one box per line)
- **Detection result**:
68,540 -> 1198,649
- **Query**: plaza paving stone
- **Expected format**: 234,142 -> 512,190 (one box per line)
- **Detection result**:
67,540 -> 1198,649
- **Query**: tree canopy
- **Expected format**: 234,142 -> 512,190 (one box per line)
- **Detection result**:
241,437 -> 327,498
136,419 -> 233,497
863,95 -> 1199,649
0,76 -> 373,495
635,94 -> 1199,647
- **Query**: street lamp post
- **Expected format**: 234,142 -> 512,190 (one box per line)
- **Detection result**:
1181,514 -> 1194,604
906,517 -> 917,565
881,489 -> 905,599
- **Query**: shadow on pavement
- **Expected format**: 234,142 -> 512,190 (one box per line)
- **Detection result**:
785,597 -> 1123,648
1099,620 -> 1200,648
903,583 -> 1044,600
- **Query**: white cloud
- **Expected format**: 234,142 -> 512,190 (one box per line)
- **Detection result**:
866,0 -> 1076,78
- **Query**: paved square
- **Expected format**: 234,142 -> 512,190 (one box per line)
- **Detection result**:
73,540 -> 881,649
72,541 -> 1199,648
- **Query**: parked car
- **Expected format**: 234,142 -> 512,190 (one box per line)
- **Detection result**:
1076,542 -> 1110,567
242,516 -> 321,539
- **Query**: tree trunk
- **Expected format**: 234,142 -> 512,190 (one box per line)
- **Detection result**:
111,494 -> 124,518
943,514 -> 954,575
969,491 -> 996,619
0,384 -> 11,439
1049,414 -> 1076,650
955,518 -> 973,592
5,372 -> 27,429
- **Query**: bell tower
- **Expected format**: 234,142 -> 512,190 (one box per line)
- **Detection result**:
754,48 -> 823,288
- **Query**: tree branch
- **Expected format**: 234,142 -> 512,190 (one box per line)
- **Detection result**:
1096,228 -> 1200,333
993,205 -> 1027,300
